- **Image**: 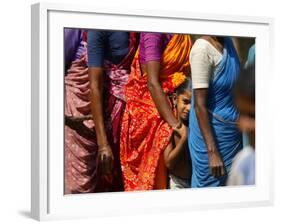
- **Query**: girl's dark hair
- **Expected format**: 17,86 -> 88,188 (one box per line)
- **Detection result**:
234,64 -> 255,103
175,77 -> 192,96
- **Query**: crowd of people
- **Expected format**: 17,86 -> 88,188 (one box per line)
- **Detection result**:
64,29 -> 255,194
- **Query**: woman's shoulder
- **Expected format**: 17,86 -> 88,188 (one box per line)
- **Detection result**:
140,32 -> 164,41
191,37 -> 222,65
190,38 -> 211,60
192,37 -> 217,52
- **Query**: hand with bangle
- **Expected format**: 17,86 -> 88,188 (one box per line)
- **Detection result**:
97,143 -> 114,176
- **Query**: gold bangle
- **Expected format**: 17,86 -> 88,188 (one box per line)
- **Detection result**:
98,144 -> 109,151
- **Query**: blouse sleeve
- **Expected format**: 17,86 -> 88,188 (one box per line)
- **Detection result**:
87,31 -> 106,67
64,29 -> 82,71
141,33 -> 163,63
190,41 -> 212,89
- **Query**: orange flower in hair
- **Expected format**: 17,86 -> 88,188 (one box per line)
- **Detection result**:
172,72 -> 186,89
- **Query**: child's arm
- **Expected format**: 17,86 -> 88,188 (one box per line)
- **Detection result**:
164,130 -> 188,170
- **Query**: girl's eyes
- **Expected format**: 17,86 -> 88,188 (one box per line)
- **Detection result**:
183,100 -> 191,104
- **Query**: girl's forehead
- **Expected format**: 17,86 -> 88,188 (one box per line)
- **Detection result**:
178,90 -> 192,98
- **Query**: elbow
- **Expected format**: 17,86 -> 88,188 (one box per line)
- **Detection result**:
194,103 -> 205,115
89,80 -> 102,94
89,84 -> 102,102
194,104 -> 200,114
89,85 -> 98,97
147,79 -> 159,93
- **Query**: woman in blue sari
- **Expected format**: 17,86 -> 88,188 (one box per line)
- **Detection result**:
188,36 -> 242,187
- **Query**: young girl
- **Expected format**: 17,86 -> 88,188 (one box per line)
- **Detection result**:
164,79 -> 192,189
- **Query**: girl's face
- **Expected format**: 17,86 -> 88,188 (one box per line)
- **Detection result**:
176,91 -> 192,122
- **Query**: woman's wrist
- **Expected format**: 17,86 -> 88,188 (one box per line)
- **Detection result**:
97,135 -> 109,149
98,143 -> 110,152
95,125 -> 108,146
207,145 -> 218,154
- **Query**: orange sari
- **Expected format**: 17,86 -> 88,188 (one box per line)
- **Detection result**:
120,34 -> 192,191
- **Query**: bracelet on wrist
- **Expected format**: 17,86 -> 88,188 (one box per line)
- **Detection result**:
98,143 -> 109,151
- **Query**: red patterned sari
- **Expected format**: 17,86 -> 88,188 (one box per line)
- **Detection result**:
120,34 -> 192,191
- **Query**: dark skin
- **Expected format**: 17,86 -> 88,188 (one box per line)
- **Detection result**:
164,91 -> 192,180
88,67 -> 113,176
65,58 -> 94,139
143,62 -> 187,137
65,115 -> 93,139
65,68 -> 113,175
86,54 -> 186,176
193,36 -> 225,178
87,53 -> 188,175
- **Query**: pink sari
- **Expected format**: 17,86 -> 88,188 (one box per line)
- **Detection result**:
64,32 -> 138,194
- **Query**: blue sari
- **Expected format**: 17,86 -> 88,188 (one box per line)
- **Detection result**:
188,37 -> 242,187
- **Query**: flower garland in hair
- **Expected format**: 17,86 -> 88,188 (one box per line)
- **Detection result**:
172,72 -> 186,89
162,72 -> 187,93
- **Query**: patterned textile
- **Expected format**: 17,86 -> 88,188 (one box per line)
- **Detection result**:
189,37 -> 242,187
64,31 -> 138,193
120,34 -> 192,191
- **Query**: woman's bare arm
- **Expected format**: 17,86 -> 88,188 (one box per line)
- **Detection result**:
88,67 -> 113,175
146,61 -> 178,128
194,88 -> 225,178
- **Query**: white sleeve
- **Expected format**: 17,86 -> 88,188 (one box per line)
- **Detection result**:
190,44 -> 212,89
227,151 -> 245,186
227,165 -> 244,186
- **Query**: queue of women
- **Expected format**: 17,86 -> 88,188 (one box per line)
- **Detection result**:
64,29 -> 255,194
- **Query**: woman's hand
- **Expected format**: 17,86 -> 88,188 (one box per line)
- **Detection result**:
208,149 -> 225,178
98,145 -> 114,176
65,115 -> 93,137
65,115 -> 92,123
88,67 -> 114,175
173,123 -> 187,139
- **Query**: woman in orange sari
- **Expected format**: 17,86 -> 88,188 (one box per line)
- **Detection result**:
120,33 -> 192,191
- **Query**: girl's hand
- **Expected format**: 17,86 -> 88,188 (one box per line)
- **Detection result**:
173,122 -> 187,139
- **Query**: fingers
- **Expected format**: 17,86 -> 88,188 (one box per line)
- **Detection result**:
106,153 -> 114,175
98,150 -> 114,176
211,166 -> 218,178
98,152 -> 105,175
104,154 -> 111,175
220,165 -> 225,176
210,164 -> 225,178
174,125 -> 187,138
107,153 -> 114,174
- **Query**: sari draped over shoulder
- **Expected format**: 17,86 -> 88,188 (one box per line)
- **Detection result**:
120,34 -> 192,191
188,37 -> 243,187
64,32 -> 138,193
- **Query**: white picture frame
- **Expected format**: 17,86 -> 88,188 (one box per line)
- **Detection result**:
31,2 -> 274,221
